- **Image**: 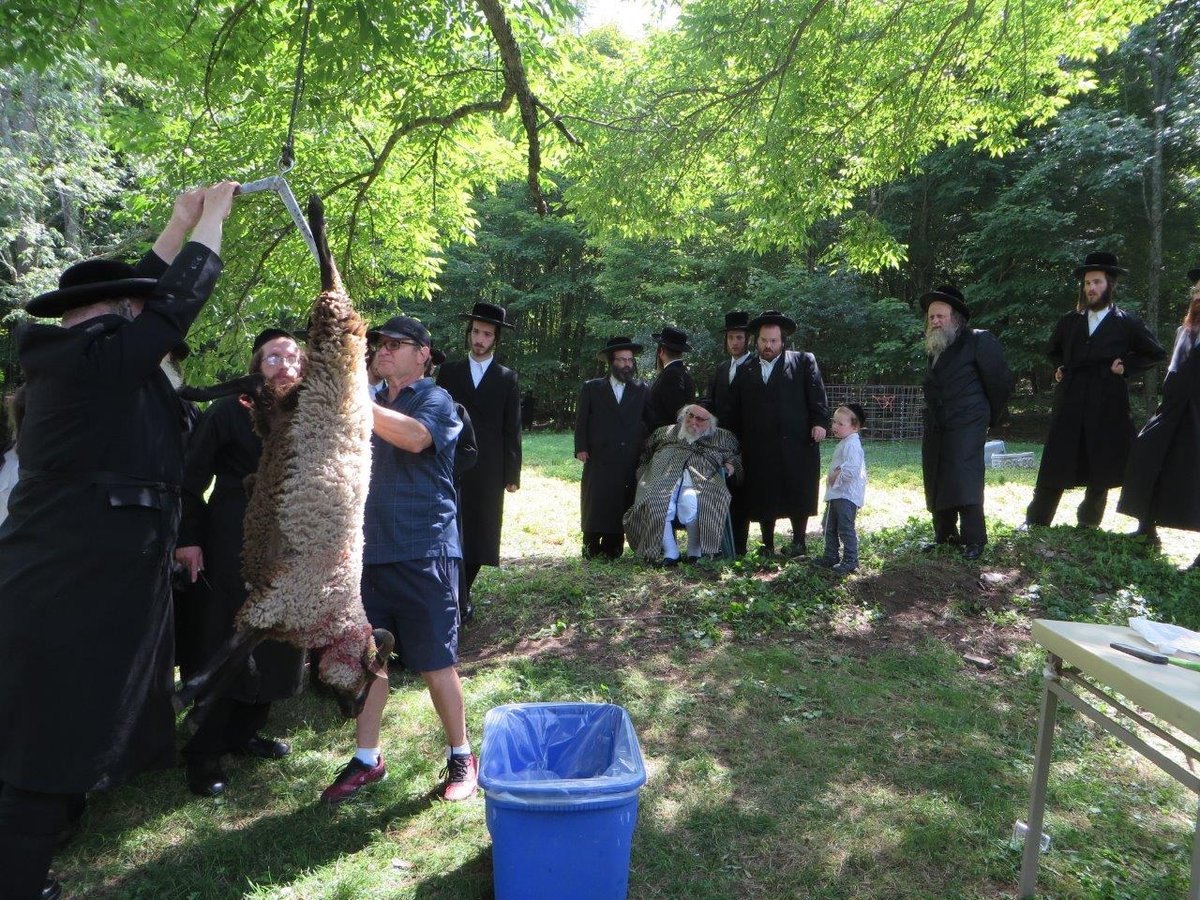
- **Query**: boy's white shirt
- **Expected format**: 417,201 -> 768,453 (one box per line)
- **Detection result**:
825,431 -> 867,509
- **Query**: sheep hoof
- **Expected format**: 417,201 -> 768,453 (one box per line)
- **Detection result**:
369,628 -> 395,672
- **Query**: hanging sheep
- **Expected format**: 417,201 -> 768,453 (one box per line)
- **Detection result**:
177,197 -> 392,721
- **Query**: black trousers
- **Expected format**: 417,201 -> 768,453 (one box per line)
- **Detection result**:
0,783 -> 84,900
729,493 -> 750,557
458,561 -> 483,616
932,505 -> 986,546
183,698 -> 270,760
582,532 -> 624,560
758,517 -> 808,554
1025,485 -> 1108,527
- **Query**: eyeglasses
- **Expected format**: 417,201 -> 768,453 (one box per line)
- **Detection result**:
263,353 -> 301,368
685,411 -> 711,423
374,338 -> 419,353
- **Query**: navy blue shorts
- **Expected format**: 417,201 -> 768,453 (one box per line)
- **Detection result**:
361,557 -> 460,673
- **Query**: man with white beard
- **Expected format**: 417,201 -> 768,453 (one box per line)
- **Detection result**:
920,286 -> 1012,559
624,403 -> 742,565
1023,252 -> 1165,529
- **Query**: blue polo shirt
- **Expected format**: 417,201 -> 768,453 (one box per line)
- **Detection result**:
364,377 -> 462,564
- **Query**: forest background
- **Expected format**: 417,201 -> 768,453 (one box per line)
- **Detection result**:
1,0 -> 1198,429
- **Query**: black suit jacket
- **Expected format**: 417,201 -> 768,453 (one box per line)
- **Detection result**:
644,360 -> 695,430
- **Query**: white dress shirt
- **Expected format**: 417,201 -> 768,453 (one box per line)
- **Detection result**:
728,352 -> 751,384
1087,306 -> 1111,336
760,354 -> 780,383
470,354 -> 494,388
610,375 -> 626,403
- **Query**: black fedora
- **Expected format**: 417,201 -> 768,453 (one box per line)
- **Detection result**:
597,336 -> 644,359
27,258 -> 159,318
720,311 -> 750,332
652,325 -> 692,353
920,285 -> 970,321
1073,251 -> 1128,279
1188,267 -> 1200,285
747,310 -> 796,336
430,346 -> 446,367
252,328 -> 297,353
461,301 -> 514,329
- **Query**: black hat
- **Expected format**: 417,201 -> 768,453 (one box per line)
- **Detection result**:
844,402 -> 867,429
252,328 -> 296,353
720,311 -> 750,332
461,301 -> 514,329
920,285 -> 970,321
747,310 -> 797,336
170,341 -> 191,361
652,326 -> 692,353
1073,251 -> 1128,279
1188,267 -> 1200,285
430,346 -> 446,366
597,336 -> 644,359
367,315 -> 431,348
27,258 -> 159,318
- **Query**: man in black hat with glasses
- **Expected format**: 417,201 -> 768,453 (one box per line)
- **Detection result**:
436,302 -> 522,623
644,325 -> 696,431
728,310 -> 830,557
574,337 -> 650,559
1024,251 -> 1165,529
0,182 -> 238,900
706,311 -> 753,554
920,285 -> 1012,559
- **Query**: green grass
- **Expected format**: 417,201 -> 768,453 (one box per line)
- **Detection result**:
54,434 -> 1200,898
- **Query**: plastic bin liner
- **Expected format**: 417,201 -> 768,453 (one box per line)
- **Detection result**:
479,702 -> 646,805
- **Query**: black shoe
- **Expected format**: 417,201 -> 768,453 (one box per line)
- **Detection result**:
42,878 -> 62,900
237,735 -> 291,760
962,544 -> 984,561
186,758 -> 228,797
658,557 -> 681,568
685,555 -> 701,564
811,557 -> 837,568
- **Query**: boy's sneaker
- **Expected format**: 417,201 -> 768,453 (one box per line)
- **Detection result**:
440,753 -> 478,802
320,755 -> 386,805
831,563 -> 857,576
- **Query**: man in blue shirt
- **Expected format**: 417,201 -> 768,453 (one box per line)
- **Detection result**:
321,316 -> 478,804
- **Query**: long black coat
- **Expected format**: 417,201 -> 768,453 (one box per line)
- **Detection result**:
729,350 -> 830,520
0,242 -> 222,793
922,329 -> 1012,511
575,377 -> 649,533
1118,328 -> 1200,529
176,395 -> 305,700
436,358 -> 521,568
706,355 -> 751,426
1037,306 -> 1166,490
644,360 -> 695,431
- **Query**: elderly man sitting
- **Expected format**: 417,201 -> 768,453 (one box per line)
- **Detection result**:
624,403 -> 742,565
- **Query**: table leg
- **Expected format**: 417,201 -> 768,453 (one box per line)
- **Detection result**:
1019,654 -> 1061,898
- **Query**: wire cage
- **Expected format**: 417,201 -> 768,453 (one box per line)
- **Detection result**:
825,384 -> 925,442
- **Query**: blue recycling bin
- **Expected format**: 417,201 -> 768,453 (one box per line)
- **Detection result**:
479,702 -> 647,900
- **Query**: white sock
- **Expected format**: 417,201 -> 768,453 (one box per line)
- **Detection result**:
448,742 -> 472,758
354,747 -> 380,766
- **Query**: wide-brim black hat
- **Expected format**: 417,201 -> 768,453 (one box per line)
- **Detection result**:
461,301 -> 514,329
720,311 -> 750,332
920,285 -> 971,321
747,310 -> 796,336
597,336 -> 644,359
652,325 -> 692,353
1074,251 -> 1127,279
1188,267 -> 1200,285
27,258 -> 159,318
430,347 -> 446,366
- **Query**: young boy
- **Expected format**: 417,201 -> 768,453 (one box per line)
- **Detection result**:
815,403 -> 867,575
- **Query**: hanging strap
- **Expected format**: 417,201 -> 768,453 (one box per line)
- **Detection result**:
280,0 -> 315,174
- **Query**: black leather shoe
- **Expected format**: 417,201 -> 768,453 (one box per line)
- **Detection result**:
658,557 -> 681,568
962,544 -> 984,561
238,735 -> 291,760
43,878 -> 63,900
187,758 -> 228,797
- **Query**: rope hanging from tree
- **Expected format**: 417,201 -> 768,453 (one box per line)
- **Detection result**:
279,0 -> 315,174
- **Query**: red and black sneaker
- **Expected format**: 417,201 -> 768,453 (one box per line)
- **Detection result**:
320,755 -> 386,805
440,753 -> 478,802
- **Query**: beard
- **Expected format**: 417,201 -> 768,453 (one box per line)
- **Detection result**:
610,364 -> 635,383
1085,285 -> 1112,311
925,322 -> 958,357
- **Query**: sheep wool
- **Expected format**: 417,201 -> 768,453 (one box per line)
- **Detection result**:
237,198 -> 382,695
